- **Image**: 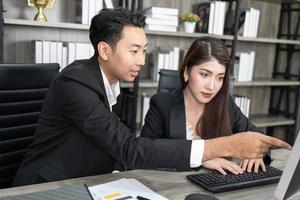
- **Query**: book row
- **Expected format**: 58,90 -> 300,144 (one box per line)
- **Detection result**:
33,40 -> 94,69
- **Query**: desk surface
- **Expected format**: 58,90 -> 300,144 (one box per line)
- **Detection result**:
0,149 -> 293,200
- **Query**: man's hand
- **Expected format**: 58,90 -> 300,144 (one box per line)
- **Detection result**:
202,158 -> 243,175
227,132 -> 291,159
203,132 -> 292,161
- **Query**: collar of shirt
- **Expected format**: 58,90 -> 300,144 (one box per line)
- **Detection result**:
99,65 -> 120,111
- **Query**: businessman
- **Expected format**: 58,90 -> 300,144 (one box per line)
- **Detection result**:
13,8 -> 291,186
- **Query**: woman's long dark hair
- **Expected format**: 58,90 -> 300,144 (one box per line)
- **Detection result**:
180,37 -> 232,139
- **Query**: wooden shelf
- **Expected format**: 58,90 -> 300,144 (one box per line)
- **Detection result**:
147,30 -> 300,45
120,78 -> 300,88
237,36 -> 300,45
4,18 -> 300,45
250,114 -> 295,128
146,30 -> 234,40
4,18 -> 89,30
234,78 -> 300,87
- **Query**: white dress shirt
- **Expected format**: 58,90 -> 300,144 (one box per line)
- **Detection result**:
100,66 -> 120,111
186,122 -> 204,168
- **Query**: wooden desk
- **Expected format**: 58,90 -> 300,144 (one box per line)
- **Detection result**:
0,149 -> 292,200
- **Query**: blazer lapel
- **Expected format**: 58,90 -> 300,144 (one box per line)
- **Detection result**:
87,56 -> 110,110
169,88 -> 186,139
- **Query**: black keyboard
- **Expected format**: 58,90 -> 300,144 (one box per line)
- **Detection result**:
187,165 -> 282,193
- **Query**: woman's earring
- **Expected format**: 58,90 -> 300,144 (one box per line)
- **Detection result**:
184,76 -> 188,82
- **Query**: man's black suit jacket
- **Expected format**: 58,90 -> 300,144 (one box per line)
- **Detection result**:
13,56 -> 193,186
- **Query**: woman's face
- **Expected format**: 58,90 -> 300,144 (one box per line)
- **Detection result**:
184,59 -> 226,105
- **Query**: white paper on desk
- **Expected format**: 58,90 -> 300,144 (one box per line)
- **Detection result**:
87,178 -> 168,200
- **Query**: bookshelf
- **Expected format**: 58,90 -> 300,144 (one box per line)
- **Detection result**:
6,18 -> 300,45
5,18 -> 300,45
2,0 -> 300,140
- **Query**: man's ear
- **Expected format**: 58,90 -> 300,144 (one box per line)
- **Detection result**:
97,42 -> 112,61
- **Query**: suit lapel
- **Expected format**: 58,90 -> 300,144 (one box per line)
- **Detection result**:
87,56 -> 110,110
169,88 -> 186,139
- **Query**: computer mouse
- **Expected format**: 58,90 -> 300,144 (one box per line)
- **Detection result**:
185,193 -> 219,200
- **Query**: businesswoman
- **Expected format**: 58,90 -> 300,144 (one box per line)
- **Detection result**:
141,37 -> 269,175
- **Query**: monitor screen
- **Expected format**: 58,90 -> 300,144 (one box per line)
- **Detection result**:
274,132 -> 300,200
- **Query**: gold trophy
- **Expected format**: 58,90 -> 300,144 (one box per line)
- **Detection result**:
27,0 -> 56,22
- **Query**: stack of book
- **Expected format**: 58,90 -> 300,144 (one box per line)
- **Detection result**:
33,40 -> 94,70
144,7 -> 179,32
241,8 -> 260,37
151,47 -> 181,81
234,51 -> 256,82
208,1 -> 227,35
234,96 -> 251,118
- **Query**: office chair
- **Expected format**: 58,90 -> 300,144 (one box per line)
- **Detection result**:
0,63 -> 59,188
157,69 -> 181,93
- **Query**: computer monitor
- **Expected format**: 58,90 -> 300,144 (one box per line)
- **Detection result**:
274,131 -> 300,200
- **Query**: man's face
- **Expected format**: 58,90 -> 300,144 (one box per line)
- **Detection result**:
105,26 -> 148,83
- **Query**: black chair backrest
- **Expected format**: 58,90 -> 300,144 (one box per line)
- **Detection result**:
157,69 -> 181,93
0,63 -> 59,188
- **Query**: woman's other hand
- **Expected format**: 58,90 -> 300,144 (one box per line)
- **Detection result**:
240,158 -> 266,173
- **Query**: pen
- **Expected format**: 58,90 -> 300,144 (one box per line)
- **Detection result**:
84,183 -> 94,200
136,196 -> 150,200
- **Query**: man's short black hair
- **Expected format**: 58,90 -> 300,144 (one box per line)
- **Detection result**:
89,8 -> 146,55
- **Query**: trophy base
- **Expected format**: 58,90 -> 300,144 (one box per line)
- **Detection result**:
34,13 -> 47,22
